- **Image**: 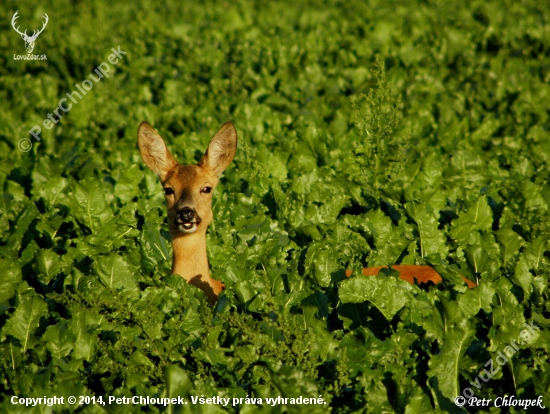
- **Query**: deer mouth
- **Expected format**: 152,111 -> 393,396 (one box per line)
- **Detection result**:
175,217 -> 202,234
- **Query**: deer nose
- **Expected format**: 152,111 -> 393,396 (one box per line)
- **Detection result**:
176,207 -> 196,223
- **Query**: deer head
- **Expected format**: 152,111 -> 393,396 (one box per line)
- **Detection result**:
12,11 -> 49,54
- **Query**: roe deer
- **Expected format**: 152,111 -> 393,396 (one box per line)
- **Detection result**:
138,121 -> 474,305
138,122 -> 237,305
346,265 -> 477,288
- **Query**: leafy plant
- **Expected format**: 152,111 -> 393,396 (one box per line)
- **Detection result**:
350,56 -> 408,196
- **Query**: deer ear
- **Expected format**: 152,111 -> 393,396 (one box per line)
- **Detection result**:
137,122 -> 178,181
200,122 -> 238,176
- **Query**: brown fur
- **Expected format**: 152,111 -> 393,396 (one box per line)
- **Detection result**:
345,265 -> 477,288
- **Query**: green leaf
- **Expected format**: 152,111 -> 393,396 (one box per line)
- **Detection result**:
489,278 -> 526,350
476,282 -> 496,314
521,181 -> 547,212
464,244 -> 488,274
427,322 -> 475,411
450,196 -> 493,243
33,249 -> 65,284
43,321 -> 76,359
514,255 -> 534,295
405,203 -> 448,257
92,254 -> 139,297
34,176 -> 69,210
4,293 -> 48,351
6,203 -> 40,252
0,258 -> 22,302
305,244 -> 339,287
523,235 -> 548,271
130,350 -> 154,367
339,276 -> 413,320
495,227 -> 523,266
113,164 -> 146,203
165,364 -> 194,399
139,222 -> 171,273
364,209 -> 409,265
68,178 -> 113,233
69,310 -> 97,360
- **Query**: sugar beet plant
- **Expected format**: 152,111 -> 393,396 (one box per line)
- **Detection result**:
1,0 -> 550,413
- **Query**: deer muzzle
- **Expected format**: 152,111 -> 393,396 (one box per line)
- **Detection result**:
175,207 -> 202,233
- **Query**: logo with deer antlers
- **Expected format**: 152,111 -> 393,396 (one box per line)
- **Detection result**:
11,11 -> 49,54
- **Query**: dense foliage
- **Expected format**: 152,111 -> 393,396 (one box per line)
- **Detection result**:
1,0 -> 549,412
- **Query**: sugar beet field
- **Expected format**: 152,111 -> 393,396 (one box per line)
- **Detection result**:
0,0 -> 549,413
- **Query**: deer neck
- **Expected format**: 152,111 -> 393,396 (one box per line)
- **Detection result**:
171,231 -> 210,282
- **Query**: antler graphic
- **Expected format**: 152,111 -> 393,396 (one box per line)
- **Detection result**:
11,11 -> 26,38
11,11 -> 49,54
30,13 -> 49,41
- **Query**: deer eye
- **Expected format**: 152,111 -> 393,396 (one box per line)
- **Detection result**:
201,186 -> 212,194
164,187 -> 174,196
